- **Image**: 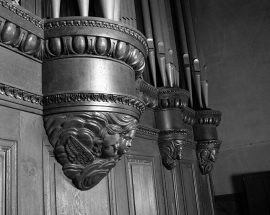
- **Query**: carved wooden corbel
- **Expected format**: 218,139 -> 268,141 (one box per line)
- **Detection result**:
44,112 -> 138,190
158,139 -> 185,170
193,109 -> 222,175
155,87 -> 195,170
43,17 -> 147,190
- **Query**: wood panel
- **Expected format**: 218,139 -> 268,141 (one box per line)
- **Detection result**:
43,139 -> 113,215
0,46 -> 42,95
19,112 -> 44,215
0,139 -> 17,215
109,158 -> 129,215
126,155 -> 159,215
173,158 -> 201,215
198,174 -> 215,215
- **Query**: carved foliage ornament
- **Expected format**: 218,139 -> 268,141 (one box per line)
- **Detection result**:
159,140 -> 185,170
196,140 -> 221,175
44,112 -> 137,190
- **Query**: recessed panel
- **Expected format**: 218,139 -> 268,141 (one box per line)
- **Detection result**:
127,156 -> 158,215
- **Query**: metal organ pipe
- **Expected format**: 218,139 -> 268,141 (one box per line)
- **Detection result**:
158,0 -> 174,87
77,0 -> 90,17
181,0 -> 203,108
172,0 -> 193,107
149,0 -> 167,87
140,0 -> 157,87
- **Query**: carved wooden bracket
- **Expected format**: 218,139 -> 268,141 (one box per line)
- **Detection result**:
155,87 -> 195,170
193,109 -> 222,175
158,139 -> 185,170
196,140 -> 221,175
43,17 -> 147,190
44,112 -> 137,190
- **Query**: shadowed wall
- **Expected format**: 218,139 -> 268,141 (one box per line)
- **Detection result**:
193,0 -> 270,197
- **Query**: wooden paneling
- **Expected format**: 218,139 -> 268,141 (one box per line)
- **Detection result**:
0,106 -> 19,140
0,46 -> 42,95
126,155 -> 159,215
0,139 -> 17,215
172,158 -> 202,215
43,140 -> 113,215
181,161 -> 200,215
20,112 -> 44,215
109,158 -> 129,215
198,174 -> 215,215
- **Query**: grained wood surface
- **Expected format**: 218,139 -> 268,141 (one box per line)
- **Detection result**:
0,139 -> 17,215
127,156 -> 158,215
54,163 -> 111,215
0,46 -> 42,94
20,113 -> 44,215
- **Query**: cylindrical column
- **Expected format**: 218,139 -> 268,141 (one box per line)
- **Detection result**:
52,0 -> 61,18
99,0 -> 115,20
77,0 -> 90,17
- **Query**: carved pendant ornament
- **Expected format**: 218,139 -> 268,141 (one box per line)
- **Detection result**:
44,112 -> 137,190
196,140 -> 221,175
159,140 -> 185,170
193,109 -> 222,175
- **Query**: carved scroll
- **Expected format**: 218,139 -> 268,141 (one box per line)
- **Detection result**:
44,112 -> 137,190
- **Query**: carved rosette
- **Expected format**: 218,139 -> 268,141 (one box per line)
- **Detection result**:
193,109 -> 222,175
43,17 -> 147,190
155,87 -> 195,170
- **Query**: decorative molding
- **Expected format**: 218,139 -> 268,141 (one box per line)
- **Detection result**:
0,139 -> 18,215
42,93 -> 146,114
158,87 -> 189,110
196,140 -> 221,175
44,35 -> 145,78
136,80 -> 158,109
158,88 -> 190,96
136,125 -> 159,136
44,18 -> 147,55
158,139 -> 185,170
159,129 -> 189,137
0,83 -> 42,105
44,112 -> 138,191
197,140 -> 222,147
138,79 -> 159,95
0,0 -> 44,29
194,109 -> 222,126
0,19 -> 43,60
182,111 -> 195,126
